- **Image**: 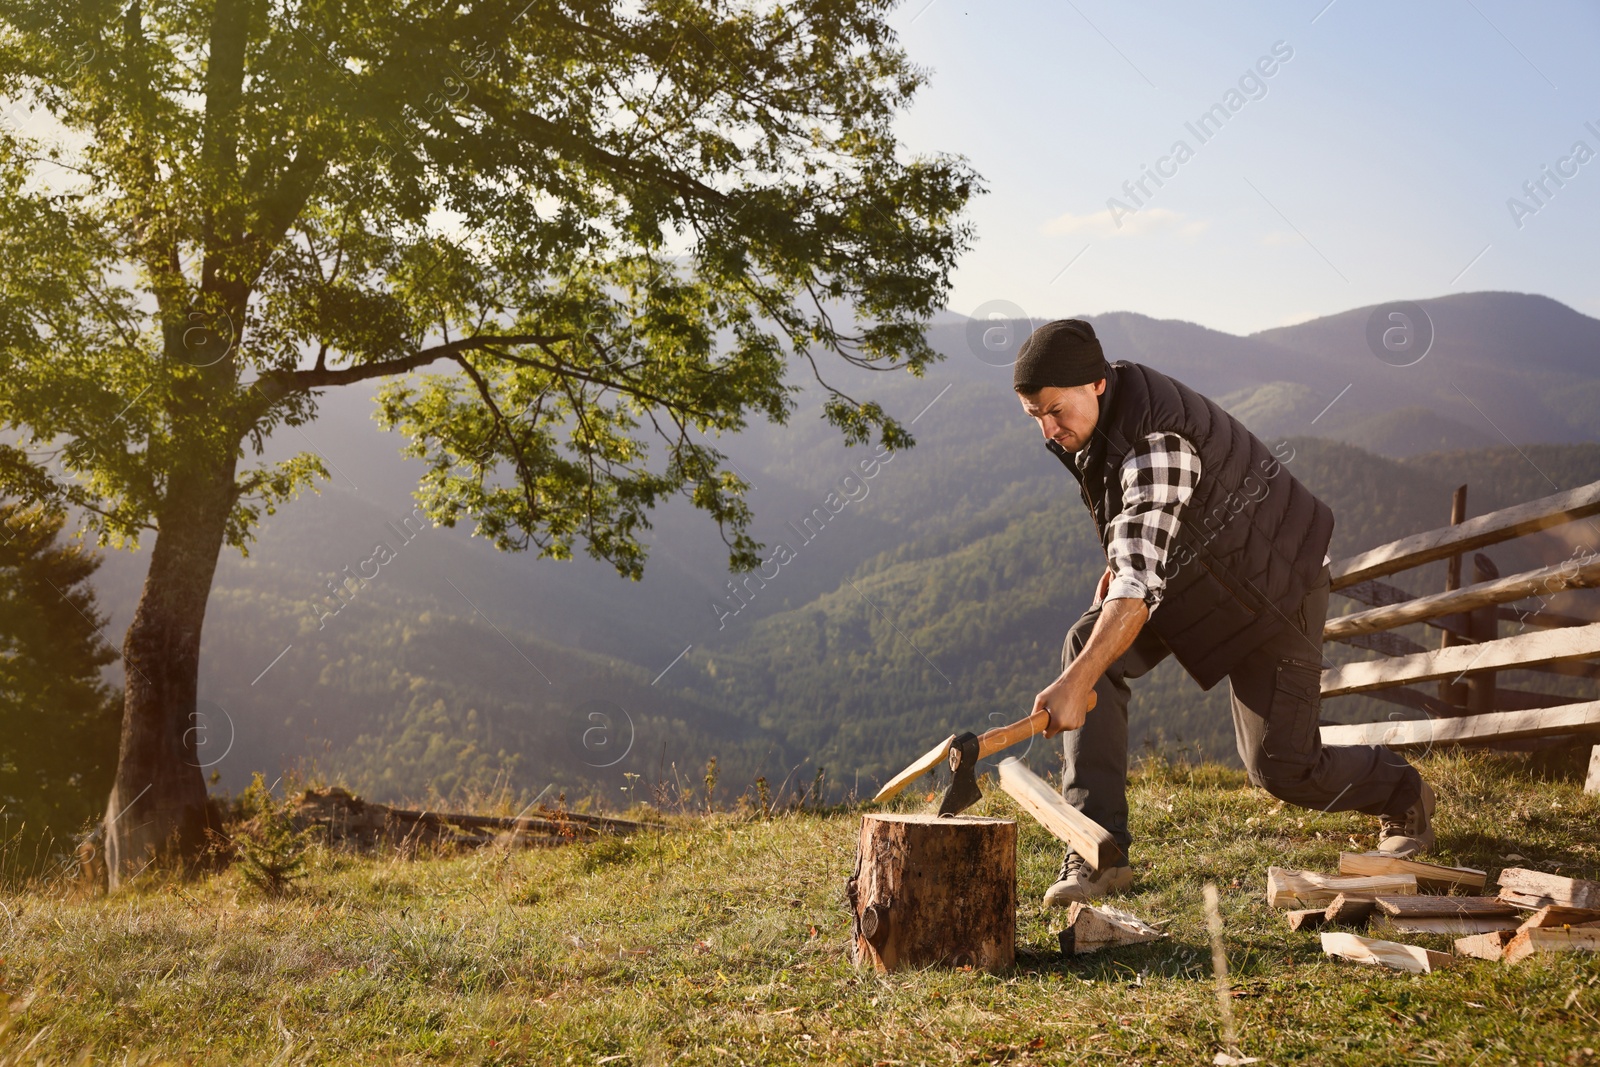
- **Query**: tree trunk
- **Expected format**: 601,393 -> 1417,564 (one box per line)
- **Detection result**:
847,813 -> 1016,973
103,452 -> 239,887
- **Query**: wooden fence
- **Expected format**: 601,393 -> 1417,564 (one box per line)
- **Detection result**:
1315,480 -> 1600,794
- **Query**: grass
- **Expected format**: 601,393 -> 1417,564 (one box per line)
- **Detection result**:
2,750 -> 1599,1065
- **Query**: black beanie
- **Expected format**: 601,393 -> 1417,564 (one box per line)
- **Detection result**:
1012,319 -> 1107,393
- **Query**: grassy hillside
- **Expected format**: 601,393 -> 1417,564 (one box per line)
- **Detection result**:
2,751 -> 1596,1065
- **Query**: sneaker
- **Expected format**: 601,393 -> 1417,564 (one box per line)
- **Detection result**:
1377,780 -> 1436,857
1043,850 -> 1133,907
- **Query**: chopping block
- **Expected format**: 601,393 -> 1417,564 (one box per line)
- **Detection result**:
847,813 -> 1016,973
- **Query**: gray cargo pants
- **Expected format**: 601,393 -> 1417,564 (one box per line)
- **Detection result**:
1060,565 -> 1422,860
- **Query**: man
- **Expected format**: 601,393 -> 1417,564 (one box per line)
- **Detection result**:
1013,318 -> 1434,906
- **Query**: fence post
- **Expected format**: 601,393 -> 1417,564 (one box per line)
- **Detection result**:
1467,552 -> 1499,714
1437,484 -> 1469,710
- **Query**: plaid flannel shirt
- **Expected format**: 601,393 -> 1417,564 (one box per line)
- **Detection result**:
1082,430 -> 1202,609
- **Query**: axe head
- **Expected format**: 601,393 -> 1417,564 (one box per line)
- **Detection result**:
936,731 -> 982,816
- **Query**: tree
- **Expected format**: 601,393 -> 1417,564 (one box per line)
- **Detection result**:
0,0 -> 977,885
0,500 -> 121,864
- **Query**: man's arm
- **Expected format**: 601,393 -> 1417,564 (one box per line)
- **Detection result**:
1033,596 -> 1147,737
1034,431 -> 1202,737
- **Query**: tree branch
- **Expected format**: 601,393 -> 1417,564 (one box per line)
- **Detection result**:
252,332 -> 573,401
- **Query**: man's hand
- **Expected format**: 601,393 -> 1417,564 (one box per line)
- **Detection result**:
1034,595 -> 1151,738
1032,672 -> 1096,738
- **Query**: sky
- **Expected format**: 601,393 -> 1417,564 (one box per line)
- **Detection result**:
884,0 -> 1600,336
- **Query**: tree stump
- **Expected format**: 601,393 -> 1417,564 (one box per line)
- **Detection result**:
847,813 -> 1015,972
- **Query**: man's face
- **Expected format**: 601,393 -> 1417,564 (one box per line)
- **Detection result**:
1018,381 -> 1106,452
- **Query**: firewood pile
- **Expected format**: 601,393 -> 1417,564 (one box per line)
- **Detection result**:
1267,853 -> 1600,972
291,786 -> 655,852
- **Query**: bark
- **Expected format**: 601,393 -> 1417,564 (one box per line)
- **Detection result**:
848,813 -> 1016,973
102,444 -> 239,887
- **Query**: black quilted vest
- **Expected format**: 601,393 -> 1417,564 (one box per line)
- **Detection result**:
1047,361 -> 1334,689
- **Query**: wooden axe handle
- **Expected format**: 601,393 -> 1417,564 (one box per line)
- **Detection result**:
975,691 -> 1097,760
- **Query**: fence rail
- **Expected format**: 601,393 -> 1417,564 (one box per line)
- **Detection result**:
1318,478 -> 1600,790
1329,482 -> 1600,589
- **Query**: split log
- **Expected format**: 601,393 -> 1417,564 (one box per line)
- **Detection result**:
995,758 -> 1120,871
1058,903 -> 1163,955
1323,893 -> 1378,926
848,814 -> 1016,973
1375,916 -> 1521,936
1587,744 -> 1600,796
1338,853 -> 1486,893
1373,896 -> 1517,919
1320,931 -> 1452,974
1502,927 -> 1600,964
1517,905 -> 1600,929
1455,930 -> 1517,961
1266,867 -> 1417,909
1287,908 -> 1328,932
1320,701 -> 1600,750
1497,867 -> 1600,911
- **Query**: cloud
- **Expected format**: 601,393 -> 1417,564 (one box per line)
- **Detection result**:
1044,207 -> 1208,239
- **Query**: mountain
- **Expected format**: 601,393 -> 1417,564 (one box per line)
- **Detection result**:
72,292 -> 1600,804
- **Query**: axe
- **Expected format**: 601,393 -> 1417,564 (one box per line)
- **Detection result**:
869,693 -> 1097,816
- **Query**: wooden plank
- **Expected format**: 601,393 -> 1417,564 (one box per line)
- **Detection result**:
1373,896 -> 1516,919
1320,931 -> 1452,974
1325,555 -> 1600,640
1502,927 -> 1600,964
1287,908 -> 1328,931
1340,578 -> 1471,639
1329,482 -> 1600,589
1454,930 -> 1516,960
1338,852 -> 1487,892
1497,868 -> 1600,910
1319,623 -> 1600,697
1587,744 -> 1600,796
1323,893 -> 1378,926
1376,916 -> 1522,936
1320,700 -> 1600,750
995,758 -> 1120,871
1517,906 -> 1600,930
1266,867 -> 1416,909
